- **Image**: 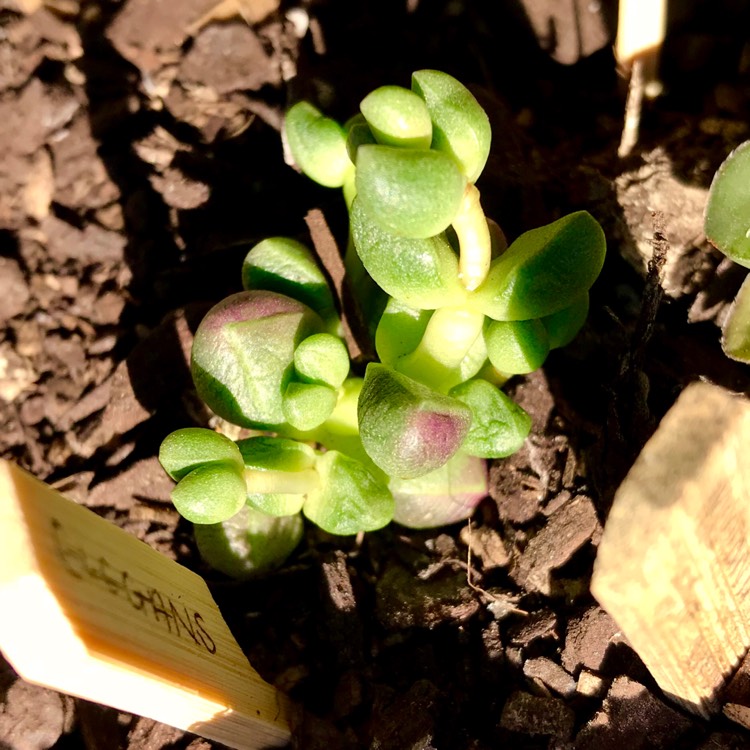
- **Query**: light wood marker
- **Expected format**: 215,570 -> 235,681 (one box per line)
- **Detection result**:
615,0 -> 667,157
0,460 -> 293,749
592,382 -> 750,718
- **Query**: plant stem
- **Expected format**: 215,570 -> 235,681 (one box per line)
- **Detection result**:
396,306 -> 485,390
453,184 -> 491,291
287,377 -> 388,481
245,468 -> 320,494
288,378 -> 367,458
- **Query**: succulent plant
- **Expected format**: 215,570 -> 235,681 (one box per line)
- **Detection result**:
159,70 -> 606,577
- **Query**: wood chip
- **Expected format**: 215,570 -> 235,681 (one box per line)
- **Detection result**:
304,208 -> 373,362
511,494 -> 599,594
0,79 -> 78,158
489,447 -> 545,525
576,669 -> 608,698
106,0 -> 219,76
561,606 -> 620,675
615,148 -> 713,298
499,690 -> 575,740
41,215 -> 126,266
320,551 -> 363,669
150,167 -> 210,210
459,524 -> 510,569
0,0 -> 43,15
575,676 -> 694,750
59,306 -> 208,456
721,650 -> 750,731
516,0 -> 612,65
86,456 -> 176,510
0,258 -> 30,322
695,732 -> 750,750
177,22 -> 280,94
376,562 -> 479,630
163,86 -> 259,142
51,115 -> 120,212
186,0 -> 279,35
370,680 -> 441,750
523,657 -> 576,698
0,668 -> 76,750
22,148 -> 54,221
508,608 -> 557,648
127,716 -> 188,749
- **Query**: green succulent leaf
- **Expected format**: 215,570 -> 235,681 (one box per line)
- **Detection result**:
285,101 -> 351,188
241,237 -> 338,328
541,292 -> 590,349
721,274 -> 750,362
191,291 -> 324,430
284,376 -> 365,463
194,506 -> 304,579
705,140 -> 750,267
303,450 -> 394,535
484,318 -> 550,375
475,211 -> 606,321
350,198 -> 466,309
360,85 -> 433,149
344,118 -> 377,166
450,378 -> 531,458
171,462 -> 247,525
159,428 -> 243,481
390,451 -> 488,529
411,69 -> 491,183
355,145 -> 467,239
294,333 -> 350,387
358,363 -> 471,479
282,381 -> 338,431
345,114 -> 377,164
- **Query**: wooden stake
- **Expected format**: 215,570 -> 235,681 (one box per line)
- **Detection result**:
615,0 -> 667,157
592,382 -> 750,717
0,460 -> 293,749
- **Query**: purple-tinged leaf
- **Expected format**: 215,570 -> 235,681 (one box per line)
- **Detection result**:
358,363 -> 471,479
390,451 -> 487,528
191,290 -> 325,429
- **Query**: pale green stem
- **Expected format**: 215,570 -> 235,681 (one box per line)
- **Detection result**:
244,379 -> 369,497
286,377 -> 387,482
452,184 -> 492,292
320,377 -> 361,436
475,360 -> 510,388
287,378 -> 365,458
396,306 -> 486,390
244,468 -> 320,494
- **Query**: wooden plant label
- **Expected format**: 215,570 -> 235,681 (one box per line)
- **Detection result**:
0,460 -> 293,749
615,0 -> 666,65
592,381 -> 750,718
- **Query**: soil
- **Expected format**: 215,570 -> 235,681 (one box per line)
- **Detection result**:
2,0 -> 750,748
